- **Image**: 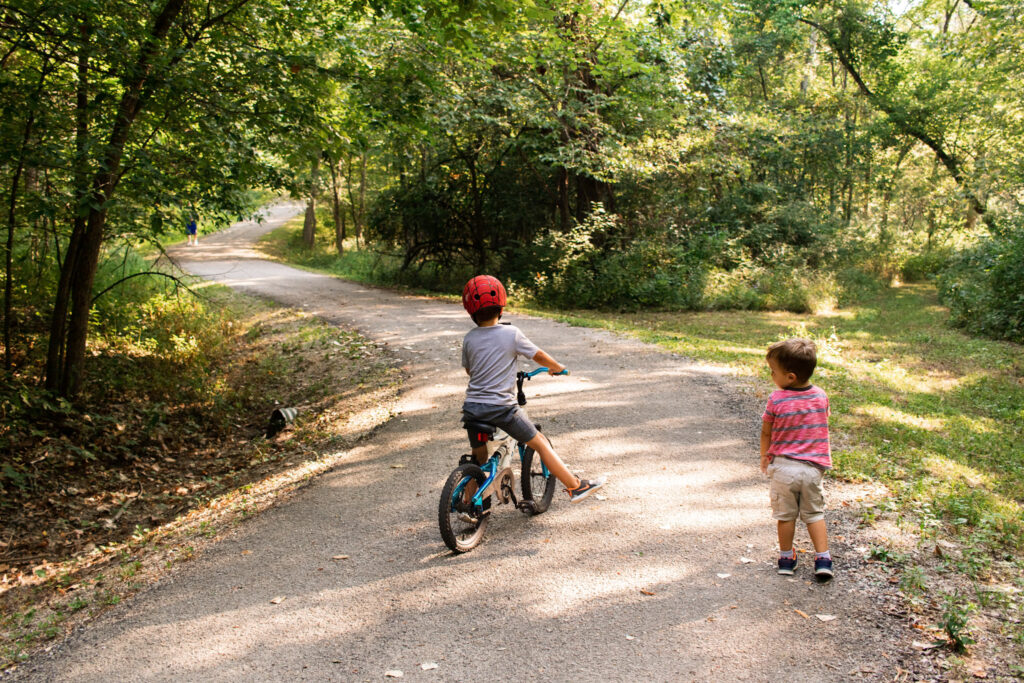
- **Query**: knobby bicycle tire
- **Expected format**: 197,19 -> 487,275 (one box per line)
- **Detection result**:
438,463 -> 490,553
521,445 -> 557,514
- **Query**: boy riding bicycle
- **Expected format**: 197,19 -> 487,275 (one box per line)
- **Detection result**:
461,275 -> 605,503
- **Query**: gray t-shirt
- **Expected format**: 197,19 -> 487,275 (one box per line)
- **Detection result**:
461,324 -> 540,406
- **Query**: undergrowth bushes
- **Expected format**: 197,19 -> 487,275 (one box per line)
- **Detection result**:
938,216 -> 1024,344
263,205 -> 474,293
269,205 -> 879,314
520,210 -> 707,310
514,208 -> 847,313
1,245 -> 240,491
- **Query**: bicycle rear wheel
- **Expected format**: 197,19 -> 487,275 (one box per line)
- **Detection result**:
521,445 -> 557,514
439,463 -> 490,553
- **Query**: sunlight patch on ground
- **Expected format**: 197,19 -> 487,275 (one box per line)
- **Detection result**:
529,564 -> 693,618
948,414 -> 1000,436
847,358 -> 960,395
394,397 -> 441,414
851,404 -> 945,431
922,456 -> 993,489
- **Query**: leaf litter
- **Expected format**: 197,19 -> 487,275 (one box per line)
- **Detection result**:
0,300 -> 403,669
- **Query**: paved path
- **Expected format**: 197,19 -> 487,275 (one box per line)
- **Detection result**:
15,204 -> 911,681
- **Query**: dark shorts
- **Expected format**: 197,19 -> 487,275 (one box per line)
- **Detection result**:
462,402 -> 537,448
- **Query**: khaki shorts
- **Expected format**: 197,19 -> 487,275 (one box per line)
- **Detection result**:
767,457 -> 825,524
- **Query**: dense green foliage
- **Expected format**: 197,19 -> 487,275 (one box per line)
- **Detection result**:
3,0 -> 1023,400
299,1 -> 1024,329
939,215 -> 1024,342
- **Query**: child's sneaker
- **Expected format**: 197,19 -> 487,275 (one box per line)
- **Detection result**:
777,556 -> 797,575
567,477 -> 606,503
814,557 -> 834,582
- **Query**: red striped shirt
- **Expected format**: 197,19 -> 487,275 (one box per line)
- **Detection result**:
762,385 -> 832,469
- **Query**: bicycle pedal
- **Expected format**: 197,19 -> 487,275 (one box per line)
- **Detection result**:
516,500 -> 537,514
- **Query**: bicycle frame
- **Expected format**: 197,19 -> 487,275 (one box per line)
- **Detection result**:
452,366 -> 562,513
450,436 -> 529,512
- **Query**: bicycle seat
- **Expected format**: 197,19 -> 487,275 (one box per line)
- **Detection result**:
464,421 -> 496,442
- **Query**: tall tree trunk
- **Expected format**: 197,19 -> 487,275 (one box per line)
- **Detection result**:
557,167 -> 570,230
344,154 -> 356,247
466,154 -> 486,272
800,27 -> 818,94
328,156 -> 344,254
842,104 -> 858,226
46,19 -> 91,392
302,155 -> 320,249
51,0 -> 187,398
357,151 -> 366,246
3,112 -> 33,373
302,199 -> 316,248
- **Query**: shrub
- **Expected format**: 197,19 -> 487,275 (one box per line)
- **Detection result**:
938,215 -> 1024,343
522,209 -> 707,310
834,266 -> 887,304
900,248 -> 953,283
703,264 -> 838,313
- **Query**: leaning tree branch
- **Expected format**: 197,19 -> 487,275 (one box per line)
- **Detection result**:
90,270 -> 203,305
798,16 -> 984,215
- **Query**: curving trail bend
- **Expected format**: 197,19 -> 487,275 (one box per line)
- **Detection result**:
14,203 -> 914,681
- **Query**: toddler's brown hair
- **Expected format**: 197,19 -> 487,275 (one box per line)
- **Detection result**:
766,338 -> 817,383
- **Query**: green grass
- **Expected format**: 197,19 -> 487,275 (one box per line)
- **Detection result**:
520,285 -> 1024,553
261,222 -> 1024,555
259,216 -> 471,296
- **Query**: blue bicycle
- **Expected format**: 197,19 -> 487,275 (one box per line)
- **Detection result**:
438,367 -> 566,553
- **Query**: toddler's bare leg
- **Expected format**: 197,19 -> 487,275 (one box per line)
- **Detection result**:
777,520 -> 796,551
806,519 -> 829,553
524,432 -> 581,490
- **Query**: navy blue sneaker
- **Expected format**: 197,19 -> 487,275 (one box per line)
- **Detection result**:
777,555 -> 797,575
814,557 -> 834,582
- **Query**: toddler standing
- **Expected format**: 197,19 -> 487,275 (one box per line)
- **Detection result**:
760,338 -> 834,582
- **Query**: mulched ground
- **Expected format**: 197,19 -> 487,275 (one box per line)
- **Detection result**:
0,300 -> 402,669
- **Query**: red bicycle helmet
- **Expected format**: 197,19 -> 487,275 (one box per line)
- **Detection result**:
462,275 -> 507,316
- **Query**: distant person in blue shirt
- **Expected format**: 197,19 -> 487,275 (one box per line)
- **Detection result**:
186,217 -> 198,245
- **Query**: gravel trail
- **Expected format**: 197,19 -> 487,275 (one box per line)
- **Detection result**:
14,203 -> 918,681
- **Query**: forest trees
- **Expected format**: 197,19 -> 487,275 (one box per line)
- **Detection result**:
2,0 -> 1022,401
347,0 -> 1022,334
363,0 -> 732,276
0,0 -> 375,397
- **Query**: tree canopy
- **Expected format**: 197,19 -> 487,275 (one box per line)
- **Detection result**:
2,0 -> 1022,397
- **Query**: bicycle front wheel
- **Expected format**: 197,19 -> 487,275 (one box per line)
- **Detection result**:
438,463 -> 490,553
521,445 -> 557,514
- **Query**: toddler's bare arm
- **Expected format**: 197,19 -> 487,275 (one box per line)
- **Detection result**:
760,422 -> 772,473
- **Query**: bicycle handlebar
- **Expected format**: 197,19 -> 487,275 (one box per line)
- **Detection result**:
523,367 -> 570,378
